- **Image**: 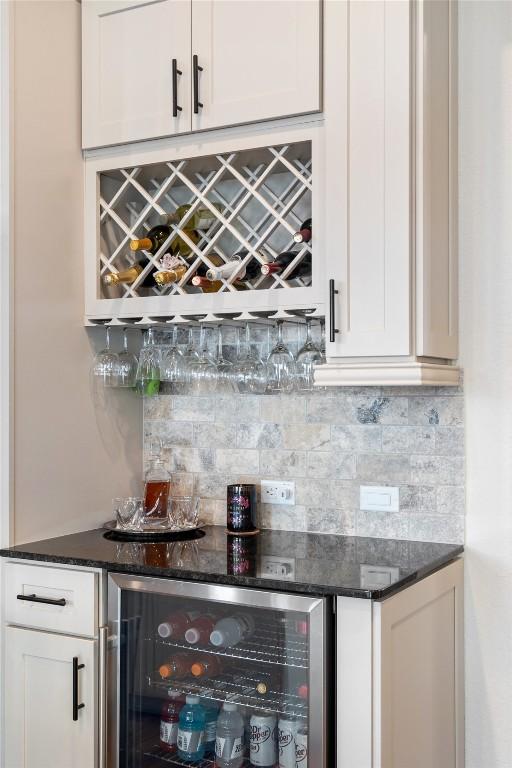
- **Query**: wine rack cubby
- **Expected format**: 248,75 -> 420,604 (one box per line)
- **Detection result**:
85,130 -> 323,324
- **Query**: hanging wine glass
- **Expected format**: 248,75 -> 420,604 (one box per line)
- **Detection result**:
177,327 -> 200,392
266,321 -> 296,393
233,323 -> 266,394
295,318 -> 322,391
91,326 -> 119,387
188,325 -> 218,394
135,327 -> 161,396
115,328 -> 138,388
215,325 -> 236,393
160,325 -> 185,390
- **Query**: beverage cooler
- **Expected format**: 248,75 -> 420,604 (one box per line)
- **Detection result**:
107,574 -> 330,767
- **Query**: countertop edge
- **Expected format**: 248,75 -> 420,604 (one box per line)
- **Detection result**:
0,542 -> 464,600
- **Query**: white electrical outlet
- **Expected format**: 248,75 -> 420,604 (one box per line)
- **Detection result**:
261,480 -> 295,506
360,485 -> 399,512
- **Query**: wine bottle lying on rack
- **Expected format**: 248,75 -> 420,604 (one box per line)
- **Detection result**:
154,264 -> 188,286
160,203 -> 222,231
293,217 -> 312,244
191,275 -> 248,293
260,251 -> 312,280
131,225 -> 172,255
205,250 -> 273,282
103,258 -> 154,287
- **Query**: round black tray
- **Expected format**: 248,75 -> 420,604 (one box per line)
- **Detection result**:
102,521 -> 205,543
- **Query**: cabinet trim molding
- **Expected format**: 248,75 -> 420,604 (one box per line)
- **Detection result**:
315,361 -> 461,387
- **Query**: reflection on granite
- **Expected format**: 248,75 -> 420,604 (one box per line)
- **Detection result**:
0,526 -> 463,599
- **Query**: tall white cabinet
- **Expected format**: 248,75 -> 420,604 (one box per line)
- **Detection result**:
82,0 -> 322,148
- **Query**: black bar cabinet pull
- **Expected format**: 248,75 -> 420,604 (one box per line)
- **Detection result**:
72,657 -> 85,722
17,593 -> 66,607
329,279 -> 339,342
193,54 -> 203,114
172,59 -> 182,118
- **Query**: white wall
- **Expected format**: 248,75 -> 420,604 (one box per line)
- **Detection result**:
11,0 -> 142,544
459,2 -> 512,766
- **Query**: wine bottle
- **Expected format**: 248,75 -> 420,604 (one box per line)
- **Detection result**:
206,250 -> 272,282
260,251 -> 312,279
103,262 -> 155,288
293,217 -> 312,244
131,225 -> 172,255
190,275 -> 247,293
160,203 -> 222,231
154,264 -> 188,286
190,654 -> 223,679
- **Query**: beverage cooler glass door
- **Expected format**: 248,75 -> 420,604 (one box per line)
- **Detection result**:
106,574 -> 328,768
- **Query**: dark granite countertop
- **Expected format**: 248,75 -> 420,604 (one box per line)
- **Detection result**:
0,526 -> 463,599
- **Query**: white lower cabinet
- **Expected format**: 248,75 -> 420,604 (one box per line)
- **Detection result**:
4,626 -> 97,768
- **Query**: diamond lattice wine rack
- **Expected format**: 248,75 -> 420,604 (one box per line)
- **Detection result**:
85,133 -> 323,325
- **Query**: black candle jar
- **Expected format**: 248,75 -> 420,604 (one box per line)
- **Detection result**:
226,484 -> 259,535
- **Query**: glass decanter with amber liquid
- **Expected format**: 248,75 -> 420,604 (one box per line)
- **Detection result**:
142,441 -> 171,529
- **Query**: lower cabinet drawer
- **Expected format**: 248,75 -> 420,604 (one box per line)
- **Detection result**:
4,561 -> 98,637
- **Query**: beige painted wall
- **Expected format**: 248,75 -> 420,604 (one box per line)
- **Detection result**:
459,2 -> 512,765
12,0 -> 142,544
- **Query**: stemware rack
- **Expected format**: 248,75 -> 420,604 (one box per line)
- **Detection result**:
85,132 -> 323,323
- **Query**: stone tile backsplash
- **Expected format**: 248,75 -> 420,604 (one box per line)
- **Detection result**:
144,383 -> 465,543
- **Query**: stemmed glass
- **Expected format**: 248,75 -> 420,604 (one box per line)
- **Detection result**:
91,326 -> 119,387
135,327 -> 161,396
295,318 -> 322,391
233,323 -> 266,394
115,328 -> 138,388
160,326 -> 185,390
188,325 -> 218,394
266,321 -> 296,393
215,325 -> 236,393
319,318 -> 327,365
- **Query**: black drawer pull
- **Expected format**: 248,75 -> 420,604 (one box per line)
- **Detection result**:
193,54 -> 203,114
329,278 -> 339,342
72,657 -> 85,721
17,593 -> 66,607
172,58 -> 182,118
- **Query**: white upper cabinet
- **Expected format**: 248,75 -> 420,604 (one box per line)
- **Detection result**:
190,0 -> 321,132
317,0 -> 459,386
82,0 -> 192,148
82,0 -> 322,149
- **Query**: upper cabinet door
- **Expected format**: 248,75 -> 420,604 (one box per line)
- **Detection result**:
82,0 -> 192,149
191,0 -> 322,132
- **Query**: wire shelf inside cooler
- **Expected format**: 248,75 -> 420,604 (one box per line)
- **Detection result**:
143,745 -> 251,767
147,668 -> 308,720
148,623 -> 309,669
98,141 -> 312,301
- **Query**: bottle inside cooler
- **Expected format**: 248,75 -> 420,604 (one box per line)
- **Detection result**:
117,589 -> 310,767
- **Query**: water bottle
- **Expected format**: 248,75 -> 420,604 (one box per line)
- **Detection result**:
210,613 -> 255,648
203,703 -> 219,757
177,695 -> 206,763
215,702 -> 245,768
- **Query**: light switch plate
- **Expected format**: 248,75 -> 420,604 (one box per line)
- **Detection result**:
360,485 -> 399,512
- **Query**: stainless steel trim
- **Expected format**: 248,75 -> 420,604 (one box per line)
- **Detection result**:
106,573 -> 328,767
98,626 -> 108,768
107,576 -> 120,768
107,573 -> 324,615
